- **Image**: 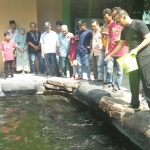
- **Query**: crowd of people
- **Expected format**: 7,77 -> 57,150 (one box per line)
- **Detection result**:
1,7 -> 150,109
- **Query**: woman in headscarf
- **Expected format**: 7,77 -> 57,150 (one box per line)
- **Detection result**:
15,28 -> 30,74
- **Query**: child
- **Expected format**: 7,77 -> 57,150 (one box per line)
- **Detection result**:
0,31 -> 17,78
69,36 -> 78,79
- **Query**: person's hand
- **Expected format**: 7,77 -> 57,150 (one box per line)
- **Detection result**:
56,50 -> 59,56
3,57 -> 5,62
41,53 -> 44,58
130,48 -> 138,56
86,46 -> 91,49
71,40 -> 75,44
114,39 -> 120,44
105,50 -> 108,56
34,46 -> 39,50
19,49 -> 24,53
105,55 -> 111,62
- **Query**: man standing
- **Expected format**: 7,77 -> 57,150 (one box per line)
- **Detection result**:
27,22 -> 44,75
105,10 -> 150,108
59,25 -> 73,78
7,20 -> 18,42
56,21 -> 63,35
104,7 -> 128,92
90,19 -> 103,81
40,22 -> 61,78
77,20 -> 92,80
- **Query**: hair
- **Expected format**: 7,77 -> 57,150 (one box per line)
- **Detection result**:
90,19 -> 99,25
117,9 -> 129,18
99,23 -> 104,26
30,22 -> 36,26
102,8 -> 112,16
61,25 -> 68,30
4,31 -> 10,36
9,20 -> 16,25
112,7 -> 122,13
78,20 -> 86,26
56,21 -> 63,26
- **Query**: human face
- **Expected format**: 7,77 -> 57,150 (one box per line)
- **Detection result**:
56,25 -> 62,33
10,23 -> 16,30
5,35 -> 11,41
45,26 -> 51,32
111,10 -> 117,20
91,22 -> 99,31
61,28 -> 68,36
20,29 -> 24,35
78,25 -> 86,31
103,14 -> 112,24
30,23 -> 36,32
115,15 -> 127,27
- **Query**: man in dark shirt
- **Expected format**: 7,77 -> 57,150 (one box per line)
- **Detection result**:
105,10 -> 150,109
27,22 -> 44,75
77,20 -> 92,80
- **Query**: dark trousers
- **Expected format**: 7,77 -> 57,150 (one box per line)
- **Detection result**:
4,60 -> 14,77
60,56 -> 73,77
129,55 -> 150,107
44,53 -> 60,77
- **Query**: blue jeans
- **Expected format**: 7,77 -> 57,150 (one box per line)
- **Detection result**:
29,52 -> 44,73
98,51 -> 105,80
77,54 -> 91,79
106,56 -> 123,89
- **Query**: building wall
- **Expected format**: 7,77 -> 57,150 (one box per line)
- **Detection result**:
37,0 -> 63,33
0,0 -> 37,72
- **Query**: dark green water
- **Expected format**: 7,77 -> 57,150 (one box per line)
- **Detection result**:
0,95 -> 140,150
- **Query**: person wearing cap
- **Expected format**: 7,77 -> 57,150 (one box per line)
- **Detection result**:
76,20 -> 92,80
27,22 -> 44,75
58,25 -> 73,78
40,22 -> 61,78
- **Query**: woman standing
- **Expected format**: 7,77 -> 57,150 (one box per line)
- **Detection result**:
15,28 -> 30,74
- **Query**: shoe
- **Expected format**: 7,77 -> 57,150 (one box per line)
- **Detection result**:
124,104 -> 139,109
76,75 -> 83,80
47,75 -> 51,79
112,86 -> 119,93
62,75 -> 67,78
32,72 -> 37,76
102,84 -> 109,89
88,78 -> 91,81
71,75 -> 75,79
11,75 -> 14,78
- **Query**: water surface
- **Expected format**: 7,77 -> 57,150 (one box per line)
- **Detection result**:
0,95 -> 140,150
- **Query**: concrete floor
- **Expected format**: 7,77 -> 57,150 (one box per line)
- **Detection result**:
0,64 -> 146,107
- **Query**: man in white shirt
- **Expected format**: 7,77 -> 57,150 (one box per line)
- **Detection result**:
40,22 -> 61,78
7,20 -> 18,42
7,20 -> 18,72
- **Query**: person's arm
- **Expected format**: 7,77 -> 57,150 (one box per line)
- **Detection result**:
1,50 -> 5,62
130,33 -> 150,55
130,21 -> 150,55
105,36 -> 110,56
56,34 -> 60,56
39,35 -> 44,58
105,40 -> 126,61
27,32 -> 39,50
41,43 -> 44,58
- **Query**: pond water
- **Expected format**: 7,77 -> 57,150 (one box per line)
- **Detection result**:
0,95 -> 140,150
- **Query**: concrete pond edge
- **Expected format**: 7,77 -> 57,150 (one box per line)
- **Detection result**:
0,77 -> 149,150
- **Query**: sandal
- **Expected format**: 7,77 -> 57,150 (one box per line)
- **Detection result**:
112,86 -> 118,93
102,84 -> 109,89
